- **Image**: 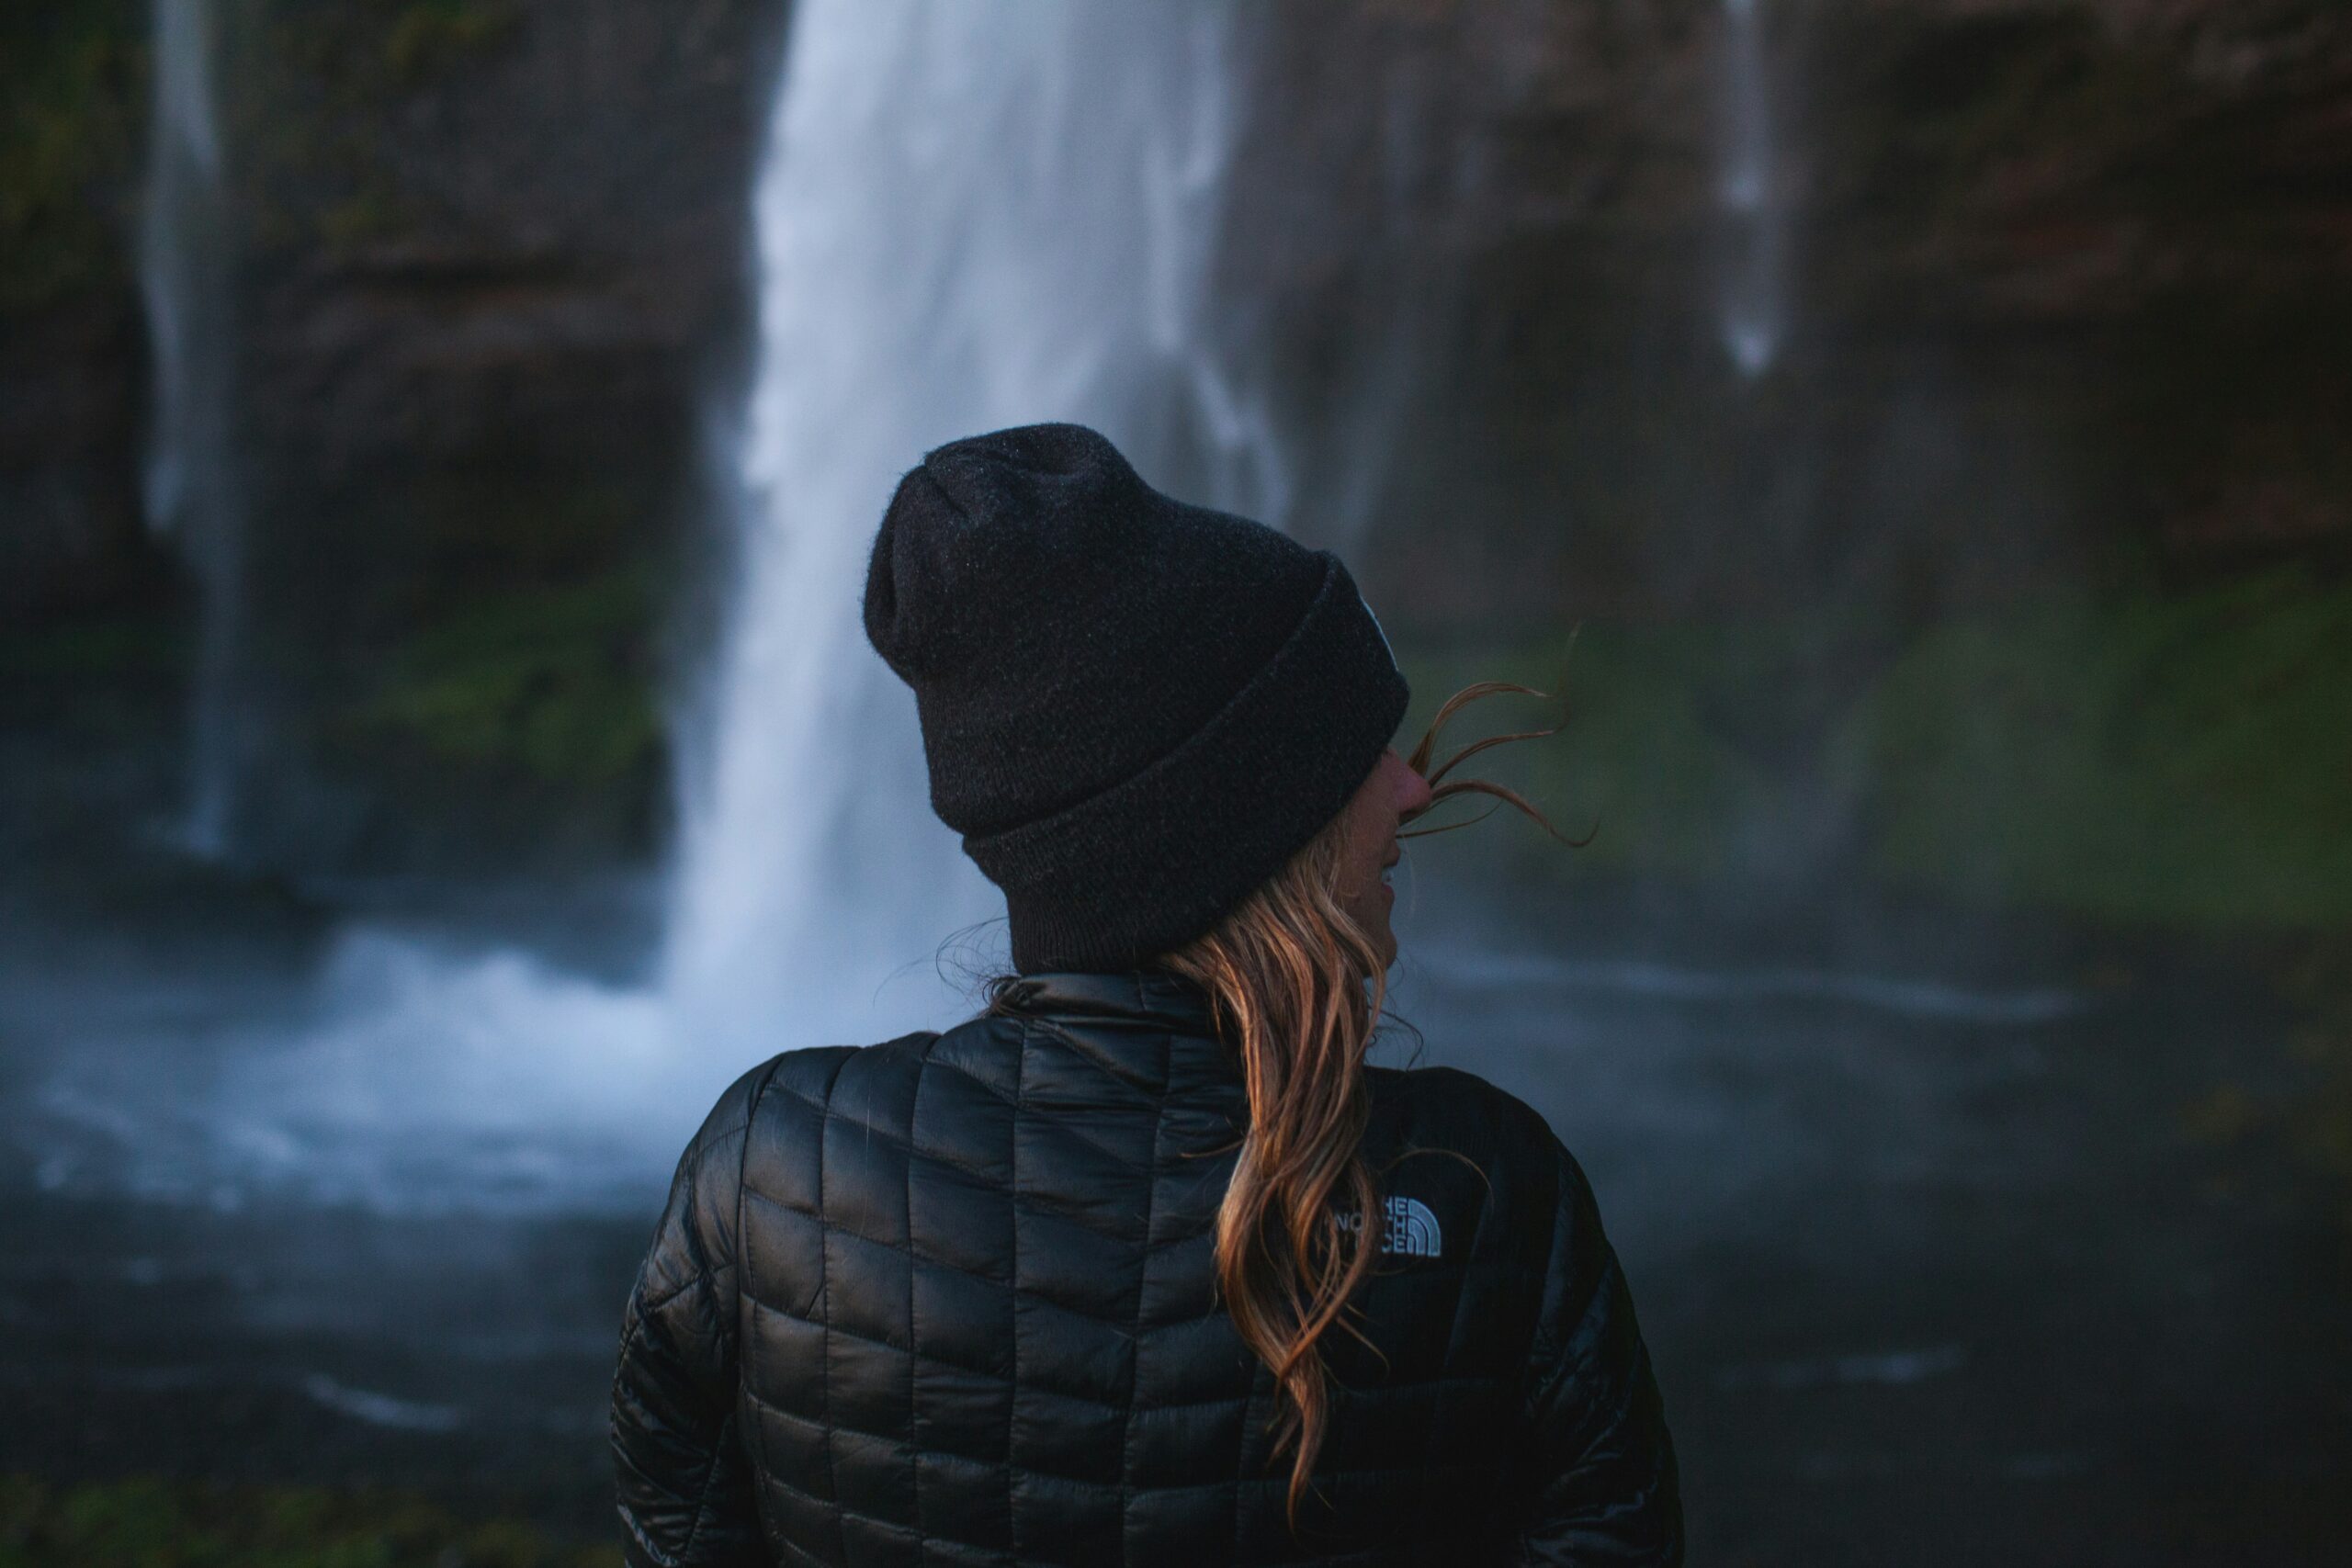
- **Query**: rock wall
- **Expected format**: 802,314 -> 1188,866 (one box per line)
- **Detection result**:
216,0 -> 786,865
4,0 -> 2346,869
1226,0 -> 2352,628
0,0 -> 153,623
3,0 -> 787,870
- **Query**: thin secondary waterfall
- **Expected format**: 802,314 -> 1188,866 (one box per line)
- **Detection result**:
1717,0 -> 1787,377
662,0 -> 1283,1053
140,0 -> 245,857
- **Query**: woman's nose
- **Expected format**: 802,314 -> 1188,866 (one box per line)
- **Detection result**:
1396,752 -> 1435,818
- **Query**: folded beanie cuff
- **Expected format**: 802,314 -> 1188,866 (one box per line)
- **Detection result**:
967,555 -> 1409,973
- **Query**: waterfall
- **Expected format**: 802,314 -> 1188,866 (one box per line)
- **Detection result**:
662,0 -> 1284,1054
62,0 -> 1295,1213
1717,0 -> 1787,377
139,0 -> 246,857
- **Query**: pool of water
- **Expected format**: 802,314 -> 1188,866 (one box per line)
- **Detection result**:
1,874 -> 2343,1562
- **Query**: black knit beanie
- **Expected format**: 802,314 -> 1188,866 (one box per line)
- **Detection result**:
863,423 -> 1409,974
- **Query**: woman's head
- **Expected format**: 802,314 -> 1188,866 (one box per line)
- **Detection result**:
864,422 -> 1410,976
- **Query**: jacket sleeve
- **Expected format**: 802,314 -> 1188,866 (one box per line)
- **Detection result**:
611,1064 -> 775,1568
1508,1137 -> 1684,1565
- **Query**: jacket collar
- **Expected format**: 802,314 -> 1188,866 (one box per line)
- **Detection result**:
992,968 -> 1216,1032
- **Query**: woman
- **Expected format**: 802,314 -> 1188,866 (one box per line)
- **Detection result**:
611,423 -> 1682,1565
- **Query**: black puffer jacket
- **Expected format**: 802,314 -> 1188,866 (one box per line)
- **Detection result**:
612,971 -> 1681,1566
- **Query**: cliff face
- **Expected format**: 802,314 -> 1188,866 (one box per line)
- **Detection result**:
5,0 -> 2346,868
3,0 -> 786,868
1226,0 -> 2352,627
212,0 -> 786,865
1,0 -> 151,622
232,0 -> 779,603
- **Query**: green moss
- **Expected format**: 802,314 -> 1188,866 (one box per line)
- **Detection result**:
382,0 -> 521,85
0,0 -> 145,310
240,0 -> 526,259
266,0 -> 520,83
1399,567 -> 2352,933
315,182 -> 415,249
350,575 -> 661,788
1846,570 -> 2352,928
0,1473 -> 616,1568
0,612 -> 179,685
0,610 -> 184,739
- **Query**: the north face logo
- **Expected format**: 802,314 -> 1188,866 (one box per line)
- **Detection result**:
1338,1195 -> 1442,1258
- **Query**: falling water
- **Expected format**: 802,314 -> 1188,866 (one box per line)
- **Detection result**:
1717,0 -> 1787,377
35,0 -> 1296,1213
662,0 -> 1286,1055
139,0 -> 246,857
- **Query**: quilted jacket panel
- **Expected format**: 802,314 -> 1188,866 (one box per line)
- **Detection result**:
613,969 -> 1681,1566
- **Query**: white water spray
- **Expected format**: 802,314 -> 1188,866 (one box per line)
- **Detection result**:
35,0 -> 1295,1213
1717,0 -> 1788,377
140,0 -> 246,856
662,0 -> 1286,1055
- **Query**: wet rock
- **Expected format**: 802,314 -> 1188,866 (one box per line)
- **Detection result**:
1225,0 -> 2352,623
0,295 -> 159,622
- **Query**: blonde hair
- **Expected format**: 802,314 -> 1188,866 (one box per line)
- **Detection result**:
1159,809 -> 1387,1525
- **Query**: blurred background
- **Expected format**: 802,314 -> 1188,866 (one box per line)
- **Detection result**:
4,2 -> 2348,1563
